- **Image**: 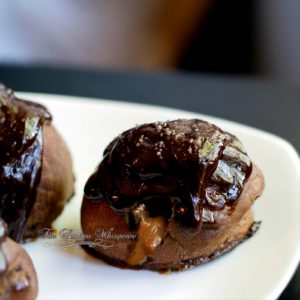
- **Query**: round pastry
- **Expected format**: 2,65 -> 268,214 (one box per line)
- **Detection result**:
0,218 -> 38,300
81,119 -> 264,271
0,84 -> 74,242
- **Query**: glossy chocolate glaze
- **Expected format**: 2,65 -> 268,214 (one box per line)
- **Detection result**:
84,119 -> 252,237
0,85 -> 51,242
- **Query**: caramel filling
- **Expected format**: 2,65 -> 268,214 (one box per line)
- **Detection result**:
127,205 -> 166,265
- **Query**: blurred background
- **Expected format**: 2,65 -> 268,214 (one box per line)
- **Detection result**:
0,0 -> 300,83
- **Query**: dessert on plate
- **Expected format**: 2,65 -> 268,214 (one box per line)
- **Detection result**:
0,84 -> 74,242
81,119 -> 264,271
0,218 -> 38,300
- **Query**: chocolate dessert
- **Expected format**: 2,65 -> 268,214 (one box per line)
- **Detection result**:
0,218 -> 38,300
0,84 -> 74,242
82,119 -> 264,271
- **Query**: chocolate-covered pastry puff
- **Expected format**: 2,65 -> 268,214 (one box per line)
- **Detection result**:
81,119 -> 264,271
0,84 -> 74,243
0,218 -> 38,300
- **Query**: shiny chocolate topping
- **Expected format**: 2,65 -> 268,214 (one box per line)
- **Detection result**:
84,119 -> 252,236
0,85 -> 51,242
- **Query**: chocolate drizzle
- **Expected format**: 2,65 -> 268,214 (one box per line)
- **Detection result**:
0,85 -> 51,242
84,119 -> 252,237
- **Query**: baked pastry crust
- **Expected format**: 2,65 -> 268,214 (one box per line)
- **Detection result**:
25,124 -> 74,238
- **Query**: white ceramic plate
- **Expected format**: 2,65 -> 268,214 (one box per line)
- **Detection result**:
19,93 -> 300,300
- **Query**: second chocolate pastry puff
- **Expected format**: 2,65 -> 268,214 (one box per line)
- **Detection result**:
0,85 -> 74,243
0,219 -> 38,300
81,119 -> 264,271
